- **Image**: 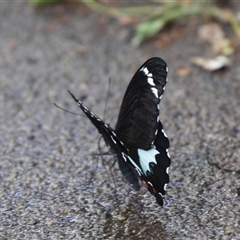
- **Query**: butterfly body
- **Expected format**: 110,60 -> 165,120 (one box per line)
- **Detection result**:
68,57 -> 171,206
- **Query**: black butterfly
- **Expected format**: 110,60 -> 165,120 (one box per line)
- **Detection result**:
68,57 -> 171,206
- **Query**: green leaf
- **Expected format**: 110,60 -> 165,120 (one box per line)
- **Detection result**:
134,18 -> 165,45
31,0 -> 67,6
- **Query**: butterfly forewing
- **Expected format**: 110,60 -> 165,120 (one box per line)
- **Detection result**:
115,57 -> 168,150
68,91 -> 127,154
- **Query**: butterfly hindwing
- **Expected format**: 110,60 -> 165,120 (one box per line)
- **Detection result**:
117,153 -> 140,191
150,121 -> 171,196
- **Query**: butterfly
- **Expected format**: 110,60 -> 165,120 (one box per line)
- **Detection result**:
68,57 -> 171,206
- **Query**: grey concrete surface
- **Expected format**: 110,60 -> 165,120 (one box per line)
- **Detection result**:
0,2 -> 240,239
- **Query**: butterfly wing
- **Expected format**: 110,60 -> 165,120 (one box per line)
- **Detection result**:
117,153 -> 140,191
68,90 -> 141,190
68,57 -> 170,206
115,57 -> 168,150
142,121 -> 171,205
68,91 -> 125,152
115,57 -> 170,206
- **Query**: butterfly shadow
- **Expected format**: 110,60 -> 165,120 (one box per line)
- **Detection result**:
101,194 -> 168,239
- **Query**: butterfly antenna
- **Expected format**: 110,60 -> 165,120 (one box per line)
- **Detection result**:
103,78 -> 111,121
97,78 -> 118,202
103,78 -> 120,203
54,103 -> 86,118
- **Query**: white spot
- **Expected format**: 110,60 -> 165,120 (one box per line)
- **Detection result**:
148,181 -> 153,187
151,87 -> 158,98
163,86 -> 166,91
147,77 -> 155,86
166,77 -> 168,82
135,168 -> 142,176
166,149 -> 170,158
147,73 -> 153,77
166,67 -> 168,73
157,104 -> 160,110
164,183 -> 168,191
111,131 -> 116,136
121,152 -> 127,162
138,148 -> 159,175
142,67 -> 149,75
161,129 -> 168,138
157,116 -> 160,122
81,104 -> 88,111
159,95 -> 163,100
166,167 -> 170,174
110,136 -> 116,144
155,129 -> 158,136
104,123 -> 108,128
158,192 -> 163,197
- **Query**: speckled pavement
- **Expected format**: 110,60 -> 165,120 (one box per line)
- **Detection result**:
1,2 -> 240,239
